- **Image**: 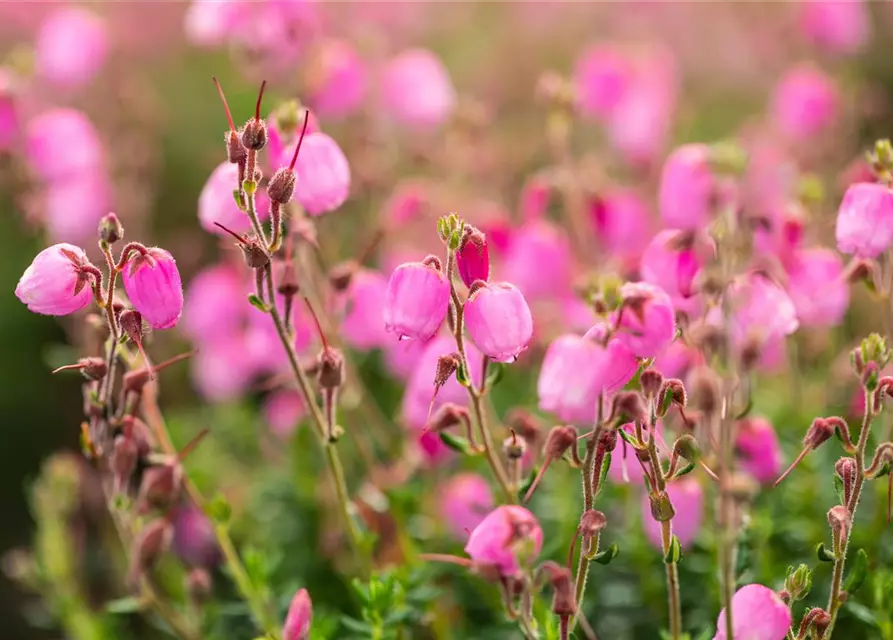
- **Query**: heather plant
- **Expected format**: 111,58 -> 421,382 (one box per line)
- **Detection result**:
4,2 -> 893,640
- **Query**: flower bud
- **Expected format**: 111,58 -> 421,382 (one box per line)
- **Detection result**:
544,425 -> 577,460
427,403 -> 468,433
860,333 -> 889,370
578,509 -> 607,537
456,226 -> 490,288
110,435 -> 138,492
328,260 -> 356,293
865,442 -> 893,479
610,391 -> 647,424
783,564 -> 812,602
596,427 -> 619,453
283,588 -> 312,640
275,259 -> 300,297
827,505 -> 852,540
98,213 -> 123,244
137,462 -> 183,513
862,361 -> 880,392
798,608 -> 831,638
804,417 -> 834,449
267,166 -> 296,205
434,353 -> 461,389
639,368 -> 664,399
224,129 -> 247,165
129,518 -> 172,584
503,433 -> 526,460
687,367 -> 720,416
673,434 -> 700,463
648,491 -> 675,522
317,348 -> 345,390
657,378 -> 687,416
239,237 -> 270,270
186,567 -> 212,604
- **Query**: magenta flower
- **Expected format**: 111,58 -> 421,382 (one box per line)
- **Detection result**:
340,269 -> 389,351
735,417 -> 783,485
652,340 -> 700,381
658,144 -> 717,231
305,38 -> 367,119
589,190 -> 653,264
538,330 -> 637,425
35,7 -> 108,88
263,390 -> 305,438
456,229 -> 490,288
642,477 -> 703,550
519,176 -> 551,223
199,162 -> 270,235
835,182 -> 893,259
771,63 -> 839,142
608,423 -> 648,486
800,0 -> 869,55
43,172 -> 112,243
713,584 -> 792,640
613,282 -> 676,359
417,430 -> 453,466
283,588 -> 312,640
122,248 -> 183,330
25,108 -> 104,182
0,72 -> 17,151
464,505 -> 543,577
573,43 -> 633,120
384,261 -> 450,341
183,0 -> 246,47
266,112 -> 321,172
440,473 -> 494,540
245,297 -> 312,375
640,230 -> 705,315
784,248 -> 849,327
383,336 -> 430,382
382,48 -> 456,129
182,264 -> 246,345
172,505 -> 220,568
464,282 -> 533,363
500,221 -> 572,300
191,336 -> 255,402
16,243 -> 94,316
292,132 -> 351,216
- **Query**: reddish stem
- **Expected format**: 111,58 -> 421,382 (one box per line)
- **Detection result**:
213,221 -> 249,244
523,455 -> 553,503
774,446 -> 811,487
288,109 -> 312,171
52,362 -> 87,374
212,76 -> 237,133
418,553 -> 473,567
302,296 -> 330,352
255,80 -> 267,122
177,427 -> 210,462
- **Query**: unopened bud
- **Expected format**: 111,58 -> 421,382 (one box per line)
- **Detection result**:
544,426 -> 577,460
427,403 -> 467,432
827,505 -> 852,540
239,237 -> 270,269
317,348 -> 345,390
225,130 -> 247,165
578,509 -> 607,537
186,567 -> 213,603
689,322 -> 725,355
804,418 -> 834,449
639,369 -> 664,399
137,462 -> 183,512
740,334 -> 762,372
98,213 -> 124,244
121,415 -> 155,457
688,367 -> 720,415
273,259 -> 299,297
865,442 -> 893,478
119,310 -> 144,344
673,434 -> 700,463
240,117 -> 268,151
611,391 -> 647,423
784,564 -> 812,602
130,519 -> 172,584
862,361 -> 880,392
861,333 -> 889,370
434,353 -> 461,389
507,409 -> 541,448
267,167 -> 296,205
328,261 -> 357,293
110,435 -> 138,492
596,427 -> 618,453
503,433 -> 526,460
649,491 -> 675,522
657,378 -> 687,416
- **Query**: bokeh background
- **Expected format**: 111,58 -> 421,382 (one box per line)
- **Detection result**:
3,2 -> 893,639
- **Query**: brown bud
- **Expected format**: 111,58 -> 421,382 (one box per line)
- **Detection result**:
648,491 -> 675,522
427,403 -> 468,432
539,560 -> 576,617
689,322 -> 725,355
728,473 -> 758,503
267,167 -> 296,204
639,369 -> 664,399
186,567 -> 213,604
98,213 -> 124,244
240,118 -> 268,151
111,435 -> 138,492
328,261 -> 357,293
136,463 -> 183,512
275,259 -> 300,297
507,409 -> 541,448
740,333 -> 762,372
803,418 -> 834,449
687,367 -> 720,415
121,415 -> 155,457
224,130 -> 247,164
434,353 -> 461,389
129,518 -> 172,584
578,509 -> 607,537
119,310 -> 144,344
317,348 -> 345,390
421,255 -> 443,272
596,427 -> 618,453
610,391 -> 647,423
503,433 -> 526,460
544,425 -> 577,460
239,237 -> 270,269
798,607 -> 831,638
827,505 -> 852,540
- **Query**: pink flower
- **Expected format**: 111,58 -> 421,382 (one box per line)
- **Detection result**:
283,588 -> 312,640
713,584 -> 792,640
723,274 -> 799,365
800,0 -> 869,55
771,64 -> 839,142
382,181 -> 428,226
614,282 -> 676,359
440,473 -> 494,540
43,173 -> 112,243
652,340 -> 700,381
172,505 -> 220,568
191,336 -> 255,402
305,38 -> 367,119
642,477 -> 703,550
0,72 -> 18,151
500,221 -> 572,300
182,265 -> 246,344
199,162 -> 270,235
456,228 -> 490,288
658,144 -> 717,231
183,0 -> 246,47
784,248 -> 849,327
292,133 -> 350,216
640,230 -> 704,313
417,430 -> 453,466
589,190 -> 653,263
735,417 -> 783,484
383,336 -> 429,381
121,248 -> 183,330
26,108 -> 104,182
835,182 -> 893,258
464,282 -> 533,363
382,48 -> 456,129
340,269 -> 389,351
266,112 -> 320,171
519,176 -> 552,223
15,243 -> 94,316
263,390 -> 305,438
608,423 -> 648,486
384,261 -> 450,341
35,7 -> 108,88
538,330 -> 637,425
244,297 -> 312,375
573,44 -> 633,120
464,505 -> 543,577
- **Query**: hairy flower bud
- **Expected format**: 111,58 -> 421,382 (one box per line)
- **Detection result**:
427,403 -> 468,433
783,564 -> 812,603
129,518 -> 172,584
434,353 -> 461,389
596,427 -> 619,453
687,367 -> 720,416
224,129 -> 247,165
456,226 -> 490,288
648,490 -> 675,522
610,391 -> 647,424
639,368 -> 664,399
267,166 -> 296,205
544,425 -> 577,460
827,505 -> 852,541
503,433 -> 526,460
275,259 -> 300,297
804,418 -> 834,449
98,213 -> 123,244
317,348 -> 345,390
578,509 -> 607,537
137,462 -> 183,513
283,588 -> 313,640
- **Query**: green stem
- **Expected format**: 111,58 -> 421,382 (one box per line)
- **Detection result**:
662,520 -> 682,640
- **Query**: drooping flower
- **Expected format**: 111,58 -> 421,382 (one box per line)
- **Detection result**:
263,390 -> 305,438
770,63 -> 839,142
640,230 -> 706,315
381,48 -> 456,129
613,282 -> 676,359
735,417 -> 783,485
464,282 -> 533,363
642,477 -> 704,550
339,269 -> 389,351
723,273 -> 799,366
182,264 -> 246,344
800,0 -> 869,56
440,473 -> 494,540
464,505 -> 543,577
283,588 -> 312,640
35,7 -> 108,88
784,248 -> 849,327
456,227 -> 490,288
305,38 -> 367,119
25,108 -> 104,182
15,243 -> 94,316
658,144 -> 717,231
121,248 -> 183,330
384,260 -> 450,341
835,182 -> 893,259
713,584 -> 792,640
291,133 -> 351,215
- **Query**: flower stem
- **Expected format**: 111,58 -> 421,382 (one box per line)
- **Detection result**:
661,520 -> 682,640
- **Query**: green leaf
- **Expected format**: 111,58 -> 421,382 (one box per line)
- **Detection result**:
340,616 -> 374,634
663,535 -> 682,564
591,542 -> 619,565
844,601 -> 881,629
617,427 -> 639,447
817,542 -> 836,563
673,461 -> 696,479
248,294 -> 270,312
595,452 -> 611,496
105,596 -> 143,615
485,361 -> 505,390
455,362 -> 471,387
206,492 -> 232,525
232,189 -> 247,211
844,549 -> 869,594
833,473 -> 845,505
518,465 -> 538,501
438,432 -> 475,455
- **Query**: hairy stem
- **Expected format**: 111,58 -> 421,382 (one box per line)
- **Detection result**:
662,520 -> 682,640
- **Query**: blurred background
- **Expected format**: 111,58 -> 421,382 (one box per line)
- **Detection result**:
3,2 -> 893,639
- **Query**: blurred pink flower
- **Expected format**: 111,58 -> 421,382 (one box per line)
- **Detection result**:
305,38 -> 367,119
500,221 -> 572,300
784,247 -> 849,327
652,340 -> 700,381
658,144 -> 717,231
198,162 -> 270,235
121,248 -> 183,330
642,477 -> 703,550
183,0 -> 246,48
263,389 -> 305,438
770,63 -> 839,142
383,336 -> 429,381
292,132 -> 350,215
464,282 -> 533,363
35,7 -> 108,88
172,505 -> 220,568
0,78 -> 16,151
613,282 -> 676,359
182,264 -> 246,344
574,44 -> 633,120
456,228 -> 490,288
283,588 -> 312,640
465,505 -> 543,577
800,0 -> 869,55
723,273 -> 799,366
339,269 -> 390,351
835,182 -> 893,259
735,417 -> 783,484
440,473 -> 494,540
15,243 -> 94,316
590,190 -> 653,263
43,173 -> 113,244
713,584 -> 791,640
416,430 -> 453,466
640,230 -> 704,314
519,175 -> 552,223
381,49 -> 456,129
192,335 -> 255,402
26,108 -> 104,182
266,113 -> 321,171
244,296 -> 312,375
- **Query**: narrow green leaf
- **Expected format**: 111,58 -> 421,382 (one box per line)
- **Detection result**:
206,492 -> 232,525
844,549 -> 869,594
105,597 -> 143,615
663,535 -> 682,564
438,432 -> 474,455
591,542 -> 619,565
248,294 -> 270,312
816,542 -> 836,563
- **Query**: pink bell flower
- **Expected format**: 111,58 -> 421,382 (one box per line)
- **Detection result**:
800,0 -> 869,56
121,248 -> 183,330
183,0 -> 246,48
573,43 -> 633,120
305,38 -> 367,120
721,273 -> 799,367
658,144 -> 717,231
464,505 -> 543,577
500,221 -> 572,300
383,336 -> 429,381
735,417 -> 783,485
464,282 -> 533,363
292,133 -> 351,216
191,336 -> 255,402
589,190 -> 653,264
381,48 -> 456,129
283,588 -> 312,640
199,162 -> 270,235
784,248 -> 849,327
642,476 -> 703,550
263,390 -> 305,438
713,584 -> 792,640
172,505 -> 220,568
640,230 -> 704,314
440,473 -> 494,540
26,108 -> 104,182
613,282 -> 676,359
182,264 -> 246,345
35,7 -> 108,89
15,243 -> 94,316
835,182 -> 893,259
43,172 -> 112,243
771,63 -> 839,142
417,430 -> 453,466
456,228 -> 490,288
384,260 -> 450,342
339,269 -> 389,351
